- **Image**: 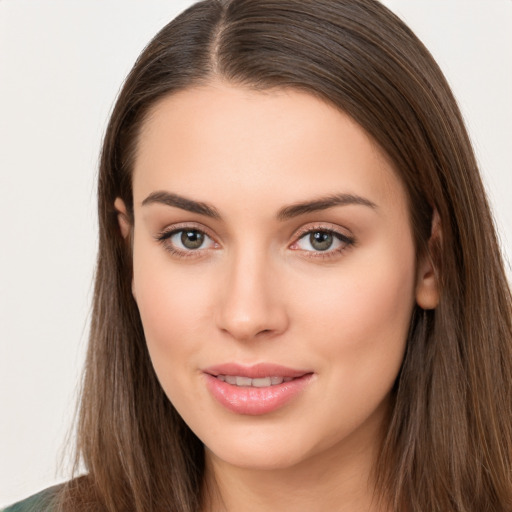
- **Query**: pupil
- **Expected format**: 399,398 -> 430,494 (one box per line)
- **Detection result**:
181,230 -> 204,249
310,231 -> 333,251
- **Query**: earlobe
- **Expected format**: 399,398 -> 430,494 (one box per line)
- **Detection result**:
415,209 -> 441,310
114,197 -> 131,239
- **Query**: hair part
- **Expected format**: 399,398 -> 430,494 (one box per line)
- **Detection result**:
59,1 -> 512,511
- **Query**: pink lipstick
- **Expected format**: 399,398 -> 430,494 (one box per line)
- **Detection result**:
203,363 -> 314,415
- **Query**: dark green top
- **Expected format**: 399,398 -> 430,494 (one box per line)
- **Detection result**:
2,485 -> 60,512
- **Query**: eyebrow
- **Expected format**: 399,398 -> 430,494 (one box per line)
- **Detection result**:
276,193 -> 377,220
141,190 -> 377,220
142,191 -> 221,219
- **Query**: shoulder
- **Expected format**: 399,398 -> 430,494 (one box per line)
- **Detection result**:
2,484 -> 62,512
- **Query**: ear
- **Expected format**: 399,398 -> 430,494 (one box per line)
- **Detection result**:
114,197 -> 131,239
114,197 -> 137,300
415,209 -> 441,310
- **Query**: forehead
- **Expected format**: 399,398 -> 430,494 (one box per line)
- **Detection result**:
132,81 -> 406,214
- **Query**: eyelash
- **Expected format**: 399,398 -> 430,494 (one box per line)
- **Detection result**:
155,223 -> 218,259
290,224 -> 355,260
155,223 -> 355,260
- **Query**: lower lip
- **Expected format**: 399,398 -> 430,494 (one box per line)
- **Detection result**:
204,373 -> 313,415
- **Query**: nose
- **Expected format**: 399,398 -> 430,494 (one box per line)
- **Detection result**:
215,247 -> 289,342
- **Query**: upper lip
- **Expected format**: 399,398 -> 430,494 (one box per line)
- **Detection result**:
203,363 -> 312,379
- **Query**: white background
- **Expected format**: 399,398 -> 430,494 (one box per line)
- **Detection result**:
0,1 -> 510,507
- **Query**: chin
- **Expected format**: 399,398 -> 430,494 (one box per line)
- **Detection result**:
208,443 -> 309,471
201,422 -> 329,472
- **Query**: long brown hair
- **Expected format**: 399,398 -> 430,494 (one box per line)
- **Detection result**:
59,1 -> 512,510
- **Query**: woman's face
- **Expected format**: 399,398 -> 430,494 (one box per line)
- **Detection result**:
121,82 -> 436,472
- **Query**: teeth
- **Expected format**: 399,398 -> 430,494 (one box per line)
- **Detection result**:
235,376 -> 252,387
217,375 -> 293,387
252,377 -> 271,387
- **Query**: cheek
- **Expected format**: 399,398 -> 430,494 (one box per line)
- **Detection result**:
132,263 -> 217,413
131,243 -> 214,375
296,247 -> 416,384
283,249 -> 416,449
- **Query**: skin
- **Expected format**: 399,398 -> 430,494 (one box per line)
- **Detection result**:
116,81 -> 438,512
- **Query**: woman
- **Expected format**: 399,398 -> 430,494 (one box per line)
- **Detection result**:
4,0 -> 512,511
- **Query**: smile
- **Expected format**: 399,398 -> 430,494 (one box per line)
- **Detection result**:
203,363 -> 314,415
216,375 -> 294,387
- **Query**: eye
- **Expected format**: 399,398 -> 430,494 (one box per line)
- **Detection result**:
303,231 -> 336,251
291,228 -> 354,256
172,229 -> 210,250
157,227 -> 217,255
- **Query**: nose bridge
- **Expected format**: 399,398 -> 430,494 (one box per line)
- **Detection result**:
216,240 -> 287,341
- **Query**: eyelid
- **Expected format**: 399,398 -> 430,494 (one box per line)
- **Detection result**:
155,222 -> 220,257
155,221 -> 217,241
289,222 -> 355,257
291,222 -> 353,242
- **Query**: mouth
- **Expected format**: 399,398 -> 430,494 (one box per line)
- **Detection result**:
203,363 -> 314,415
215,375 -> 294,387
